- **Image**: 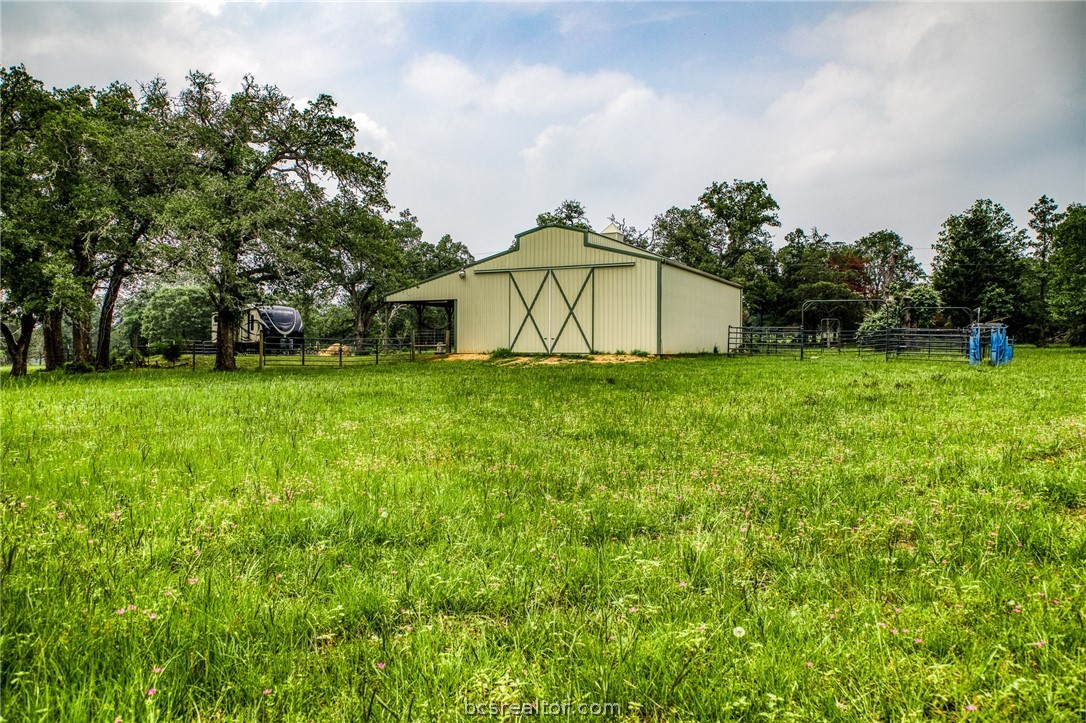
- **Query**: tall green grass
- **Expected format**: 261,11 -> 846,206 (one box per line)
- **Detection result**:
2,349 -> 1084,720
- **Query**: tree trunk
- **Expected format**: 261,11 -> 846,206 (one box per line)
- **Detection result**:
43,309 -> 65,371
69,236 -> 97,365
70,307 -> 93,364
349,287 -> 375,348
95,257 -> 128,370
2,314 -> 36,377
1038,272 -> 1049,347
353,310 -> 368,348
215,307 -> 237,371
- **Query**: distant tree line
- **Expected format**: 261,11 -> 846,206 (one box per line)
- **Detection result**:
1,66 -> 472,375
539,184 -> 1084,341
3,65 -> 1083,376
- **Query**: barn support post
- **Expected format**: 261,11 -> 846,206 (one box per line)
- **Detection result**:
444,330 -> 450,356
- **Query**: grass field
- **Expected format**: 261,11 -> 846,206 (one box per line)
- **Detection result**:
2,349 -> 1084,721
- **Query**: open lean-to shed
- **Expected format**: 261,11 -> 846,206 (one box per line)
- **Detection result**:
385,223 -> 743,355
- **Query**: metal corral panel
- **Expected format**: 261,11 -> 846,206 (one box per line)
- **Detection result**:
660,263 -> 742,353
387,225 -> 737,354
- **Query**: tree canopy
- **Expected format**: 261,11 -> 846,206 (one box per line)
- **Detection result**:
536,200 -> 593,231
932,199 -> 1030,328
2,64 -> 1082,375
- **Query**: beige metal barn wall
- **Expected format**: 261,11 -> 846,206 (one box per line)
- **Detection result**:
483,228 -> 658,354
387,227 -> 659,354
385,270 -> 510,353
660,264 -> 742,354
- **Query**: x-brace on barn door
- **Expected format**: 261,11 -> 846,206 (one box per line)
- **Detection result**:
510,268 -> 593,354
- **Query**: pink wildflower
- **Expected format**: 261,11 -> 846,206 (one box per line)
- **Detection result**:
152,667 -> 164,674
377,662 -> 385,670
145,688 -> 157,696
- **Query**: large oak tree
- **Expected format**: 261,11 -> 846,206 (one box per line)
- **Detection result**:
164,72 -> 386,370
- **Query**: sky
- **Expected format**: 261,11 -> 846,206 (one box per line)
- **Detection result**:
2,1 -> 1084,266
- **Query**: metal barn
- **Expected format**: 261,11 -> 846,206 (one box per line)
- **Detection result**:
385,224 -> 743,355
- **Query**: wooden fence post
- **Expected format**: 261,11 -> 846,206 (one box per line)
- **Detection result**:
258,331 -> 264,370
410,331 -> 416,362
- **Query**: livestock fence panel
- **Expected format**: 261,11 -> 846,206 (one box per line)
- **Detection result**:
184,329 -> 452,370
727,326 -> 972,362
727,326 -> 804,356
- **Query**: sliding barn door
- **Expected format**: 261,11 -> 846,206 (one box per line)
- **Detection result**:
509,268 -> 594,354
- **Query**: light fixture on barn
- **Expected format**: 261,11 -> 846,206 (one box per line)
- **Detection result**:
458,269 -> 466,279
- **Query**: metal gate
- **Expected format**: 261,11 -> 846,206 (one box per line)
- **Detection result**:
509,268 -> 594,354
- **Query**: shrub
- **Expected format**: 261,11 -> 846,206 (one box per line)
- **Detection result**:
489,348 -> 515,360
152,342 -> 183,364
856,305 -> 896,345
123,348 -> 146,367
63,360 -> 95,374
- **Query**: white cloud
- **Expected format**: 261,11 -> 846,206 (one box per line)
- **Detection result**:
350,111 -> 395,155
192,0 -> 227,18
2,2 -> 407,93
3,2 -> 1082,265
404,53 -> 486,107
757,2 -> 1084,260
490,65 -> 639,115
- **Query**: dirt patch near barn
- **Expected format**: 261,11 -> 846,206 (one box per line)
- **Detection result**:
437,354 -> 491,361
591,354 -> 650,364
438,353 -> 650,365
538,354 -> 650,364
